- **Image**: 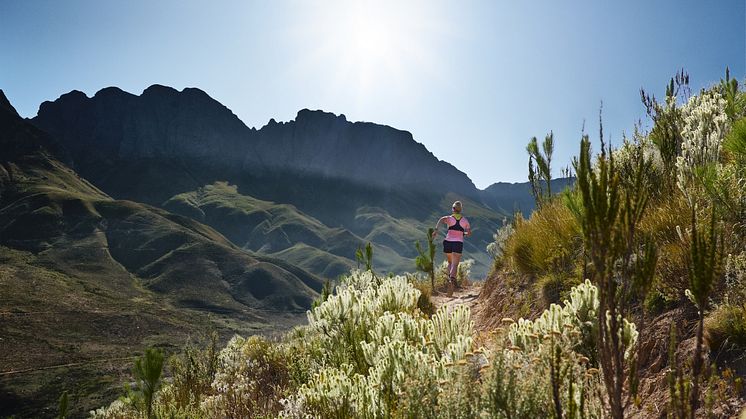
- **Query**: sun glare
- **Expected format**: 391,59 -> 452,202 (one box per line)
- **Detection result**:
348,5 -> 393,61
294,1 -> 447,102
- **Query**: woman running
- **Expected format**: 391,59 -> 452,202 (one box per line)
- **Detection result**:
432,201 -> 471,288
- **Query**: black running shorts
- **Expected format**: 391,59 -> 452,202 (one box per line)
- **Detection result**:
443,240 -> 463,254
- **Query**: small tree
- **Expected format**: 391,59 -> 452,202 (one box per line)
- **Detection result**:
574,125 -> 657,418
719,66 -> 745,120
355,242 -> 374,272
312,280 -> 333,309
641,69 -> 689,186
132,347 -> 165,419
415,228 -> 437,290
682,208 -> 724,417
527,131 -> 554,207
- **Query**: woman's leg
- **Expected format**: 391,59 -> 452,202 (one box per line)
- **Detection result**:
445,252 -> 453,279
450,252 -> 462,280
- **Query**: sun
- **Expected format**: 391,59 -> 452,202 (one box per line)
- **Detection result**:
347,5 -> 394,65
337,2 -> 403,90
295,1 -> 445,99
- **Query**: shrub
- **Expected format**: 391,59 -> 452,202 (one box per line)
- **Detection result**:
724,117 -> 746,164
502,198 -> 581,277
409,275 -> 436,316
536,272 -> 581,306
676,90 -> 730,201
574,133 -> 657,418
480,346 -> 551,418
136,348 -> 165,419
199,335 -> 290,418
527,132 -> 554,207
415,228 -> 437,290
289,271 -> 477,417
306,270 -> 421,372
435,258 -> 474,290
641,71 -> 690,192
481,280 -> 616,418
486,218 -> 515,270
280,326 -> 325,389
158,332 -> 219,413
90,398 -> 138,419
507,279 -> 632,365
615,128 -> 665,197
703,250 -> 745,354
640,194 -> 690,300
90,348 -> 166,419
705,303 -> 746,351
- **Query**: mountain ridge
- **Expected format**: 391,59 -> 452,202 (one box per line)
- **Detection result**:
30,84 -> 518,277
32,85 -> 479,197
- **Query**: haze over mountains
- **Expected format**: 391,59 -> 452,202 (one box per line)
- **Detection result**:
30,84 -> 550,278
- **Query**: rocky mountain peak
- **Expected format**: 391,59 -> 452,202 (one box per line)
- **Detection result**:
295,108 -> 347,123
0,90 -> 19,118
142,84 -> 179,96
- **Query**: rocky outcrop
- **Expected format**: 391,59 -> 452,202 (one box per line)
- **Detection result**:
33,85 -> 251,168
248,109 -> 477,194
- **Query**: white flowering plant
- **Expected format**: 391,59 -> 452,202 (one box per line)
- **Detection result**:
487,219 -> 515,263
614,127 -> 665,196
436,258 -> 474,288
676,90 -> 730,201
292,269 -> 480,417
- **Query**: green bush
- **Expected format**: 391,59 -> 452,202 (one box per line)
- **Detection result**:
536,273 -> 580,306
133,348 -> 165,419
435,258 -> 474,290
724,117 -> 746,162
706,304 -> 746,351
502,199 -> 581,277
409,275 -> 436,316
156,333 -> 219,415
200,335 -> 291,418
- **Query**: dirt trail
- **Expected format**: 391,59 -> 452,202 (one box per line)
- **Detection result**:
431,283 -> 482,316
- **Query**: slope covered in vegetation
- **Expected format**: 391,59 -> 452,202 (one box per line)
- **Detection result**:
89,70 -> 746,418
479,70 -> 746,417
0,90 -> 323,418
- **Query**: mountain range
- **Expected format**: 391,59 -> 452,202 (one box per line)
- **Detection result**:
30,84 -> 552,278
0,90 -> 316,417
1,84 -> 555,416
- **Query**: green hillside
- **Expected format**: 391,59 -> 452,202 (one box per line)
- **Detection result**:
0,91 -> 322,417
162,181 -> 418,277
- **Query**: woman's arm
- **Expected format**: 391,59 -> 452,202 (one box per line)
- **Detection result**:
431,216 -> 446,239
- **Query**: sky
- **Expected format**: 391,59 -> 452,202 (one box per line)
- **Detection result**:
1,1 -> 744,188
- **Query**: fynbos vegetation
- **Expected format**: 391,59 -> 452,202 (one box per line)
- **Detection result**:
415,228 -> 438,290
527,131 -> 555,207
89,70 -> 746,418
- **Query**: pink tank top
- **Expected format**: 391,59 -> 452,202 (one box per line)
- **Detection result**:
445,215 -> 469,242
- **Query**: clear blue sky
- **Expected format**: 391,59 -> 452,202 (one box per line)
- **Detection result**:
1,1 -> 744,187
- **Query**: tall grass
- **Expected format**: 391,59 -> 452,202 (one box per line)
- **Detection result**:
502,198 -> 581,278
